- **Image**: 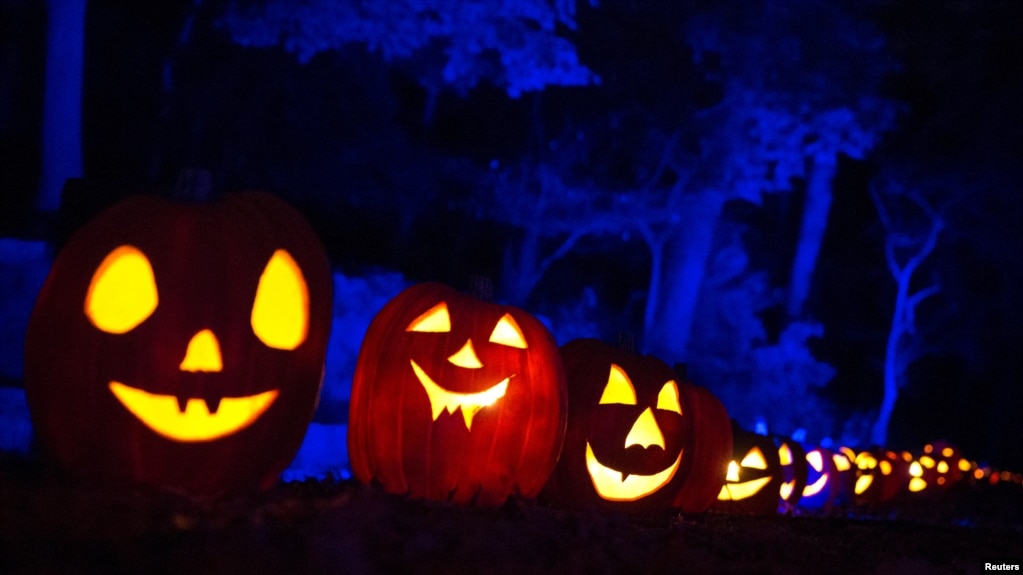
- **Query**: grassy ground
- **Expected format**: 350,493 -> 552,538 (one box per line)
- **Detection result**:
2,452 -> 1022,574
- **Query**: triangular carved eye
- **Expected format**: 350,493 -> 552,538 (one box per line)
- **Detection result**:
740,447 -> 768,470
656,380 -> 682,414
407,302 -> 450,333
598,364 -> 636,405
489,313 -> 527,348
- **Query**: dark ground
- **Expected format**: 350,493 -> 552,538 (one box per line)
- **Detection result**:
2,452 -> 1022,575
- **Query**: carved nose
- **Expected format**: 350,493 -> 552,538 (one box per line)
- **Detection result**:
179,329 -> 223,372
624,407 -> 665,449
447,339 -> 483,369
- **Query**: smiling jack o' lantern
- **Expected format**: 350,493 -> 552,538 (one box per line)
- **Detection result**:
541,340 -> 731,513
24,192 -> 333,498
348,283 -> 567,506
776,437 -> 808,512
713,425 -> 783,514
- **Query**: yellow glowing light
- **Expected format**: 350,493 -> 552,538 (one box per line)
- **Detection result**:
855,475 -> 874,495
250,249 -> 309,350
108,381 -> 277,442
447,340 -> 483,369
406,302 -> 450,332
803,472 -> 829,497
585,442 -> 681,501
856,452 -> 877,469
833,454 -> 852,472
937,461 -> 949,474
624,407 -> 665,449
780,480 -> 795,500
806,450 -> 824,472
941,446 -> 954,458
740,447 -> 768,470
718,469 -> 773,501
909,477 -> 927,492
725,460 -> 740,482
85,245 -> 158,334
656,380 -> 682,415
411,360 -> 508,430
909,461 -> 923,477
599,364 -> 637,405
488,313 -> 527,348
920,455 -> 936,469
958,458 -> 972,473
779,444 -> 793,466
880,460 -> 893,475
178,329 -> 223,372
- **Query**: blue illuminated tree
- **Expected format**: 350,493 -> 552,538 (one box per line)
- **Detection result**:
868,177 -> 945,447
220,0 -> 597,116
683,0 -> 899,322
38,0 -> 86,211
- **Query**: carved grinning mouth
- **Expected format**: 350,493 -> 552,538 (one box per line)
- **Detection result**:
717,476 -> 773,501
108,381 -> 278,442
585,442 -> 682,501
410,360 -> 509,430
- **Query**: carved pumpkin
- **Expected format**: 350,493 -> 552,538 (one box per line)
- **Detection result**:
671,373 -> 733,513
348,282 -> 567,506
797,446 -> 853,511
542,340 -> 731,513
776,437 -> 808,512
24,192 -> 333,498
713,425 -> 783,514
852,448 -> 910,506
908,442 -> 966,495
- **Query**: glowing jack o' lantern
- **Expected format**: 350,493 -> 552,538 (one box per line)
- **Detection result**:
542,340 -> 731,513
348,283 -> 567,506
713,426 -> 783,514
776,438 -> 807,511
24,192 -> 333,498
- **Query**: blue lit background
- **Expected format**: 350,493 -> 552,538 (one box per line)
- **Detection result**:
1,0 -> 1021,479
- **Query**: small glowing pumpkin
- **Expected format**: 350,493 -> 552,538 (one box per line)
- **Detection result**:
348,283 -> 567,506
24,192 -> 333,498
797,446 -> 854,511
541,340 -> 732,513
776,437 -> 808,512
713,425 -> 783,514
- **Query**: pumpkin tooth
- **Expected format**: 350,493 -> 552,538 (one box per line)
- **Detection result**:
204,396 -> 222,414
175,394 -> 189,413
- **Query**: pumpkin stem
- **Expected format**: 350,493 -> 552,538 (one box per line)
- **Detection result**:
468,275 -> 495,302
172,168 -> 214,203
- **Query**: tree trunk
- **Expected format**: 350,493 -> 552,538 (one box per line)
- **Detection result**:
39,0 -> 86,212
786,158 -> 837,318
641,191 -> 726,363
500,230 -> 540,305
870,274 -> 908,447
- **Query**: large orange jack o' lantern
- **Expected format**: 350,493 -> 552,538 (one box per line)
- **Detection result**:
348,283 -> 567,506
24,192 -> 332,498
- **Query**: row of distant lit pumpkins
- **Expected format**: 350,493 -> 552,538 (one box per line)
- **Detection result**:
21,191 -> 1022,512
